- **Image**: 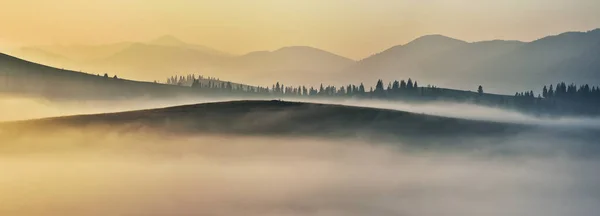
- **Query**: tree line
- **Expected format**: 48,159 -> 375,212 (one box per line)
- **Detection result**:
161,72 -> 600,117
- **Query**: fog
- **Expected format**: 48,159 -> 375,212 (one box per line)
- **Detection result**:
294,98 -> 600,129
2,94 -> 600,215
1,124 -> 599,216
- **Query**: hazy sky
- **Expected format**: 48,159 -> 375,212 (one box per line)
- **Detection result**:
1,0 -> 599,59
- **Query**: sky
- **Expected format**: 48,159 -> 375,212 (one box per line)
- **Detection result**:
1,0 -> 599,59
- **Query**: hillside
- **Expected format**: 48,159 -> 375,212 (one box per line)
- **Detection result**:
5,100 -> 599,151
2,100 -> 526,138
0,52 -> 199,100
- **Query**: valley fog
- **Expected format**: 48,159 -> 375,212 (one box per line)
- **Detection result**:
2,2 -> 599,215
1,125 -> 600,216
2,95 -> 600,216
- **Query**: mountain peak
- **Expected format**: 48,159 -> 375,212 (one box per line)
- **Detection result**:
150,35 -> 187,47
272,46 -> 354,61
274,46 -> 322,52
407,34 -> 467,46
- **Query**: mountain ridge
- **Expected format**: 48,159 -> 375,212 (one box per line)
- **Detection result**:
5,28 -> 600,91
344,28 -> 600,93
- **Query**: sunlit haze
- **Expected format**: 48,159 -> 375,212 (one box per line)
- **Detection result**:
1,0 -> 599,59
2,1 -> 600,215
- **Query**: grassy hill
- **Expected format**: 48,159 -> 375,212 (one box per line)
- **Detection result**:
5,100 -> 599,153
0,100 -> 546,138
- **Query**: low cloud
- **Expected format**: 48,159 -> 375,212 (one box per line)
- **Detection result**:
0,124 -> 599,216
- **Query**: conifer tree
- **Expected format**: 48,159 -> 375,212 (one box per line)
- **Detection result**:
375,79 -> 384,93
543,85 -> 548,98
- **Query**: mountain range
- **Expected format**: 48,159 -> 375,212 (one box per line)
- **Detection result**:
6,28 -> 600,93
343,29 -> 600,93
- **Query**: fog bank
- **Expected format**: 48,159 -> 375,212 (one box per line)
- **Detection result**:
1,126 -> 599,216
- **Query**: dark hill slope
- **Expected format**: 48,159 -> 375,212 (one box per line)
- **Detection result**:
4,100 -> 598,154
0,100 -> 555,139
0,52 -> 197,99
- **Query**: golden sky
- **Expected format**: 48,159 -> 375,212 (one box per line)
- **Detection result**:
1,0 -> 599,59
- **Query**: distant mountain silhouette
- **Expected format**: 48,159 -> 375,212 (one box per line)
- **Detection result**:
8,36 -> 230,81
9,42 -> 134,73
8,47 -> 72,68
222,46 -> 355,86
345,29 -> 600,93
21,42 -> 132,61
17,36 -> 227,62
475,29 -> 600,92
90,42 -> 229,80
6,29 -> 600,91
149,35 -> 188,47
238,46 -> 354,71
148,35 -> 230,56
350,35 -> 468,80
9,36 -> 353,85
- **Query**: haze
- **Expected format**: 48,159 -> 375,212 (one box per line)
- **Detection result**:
2,0 -> 600,59
2,1 -> 600,215
2,118 -> 600,216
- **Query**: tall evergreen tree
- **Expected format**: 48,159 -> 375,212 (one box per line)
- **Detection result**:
359,83 -> 365,93
319,84 -> 325,95
375,79 -> 384,93
346,85 -> 352,95
392,80 -> 400,92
